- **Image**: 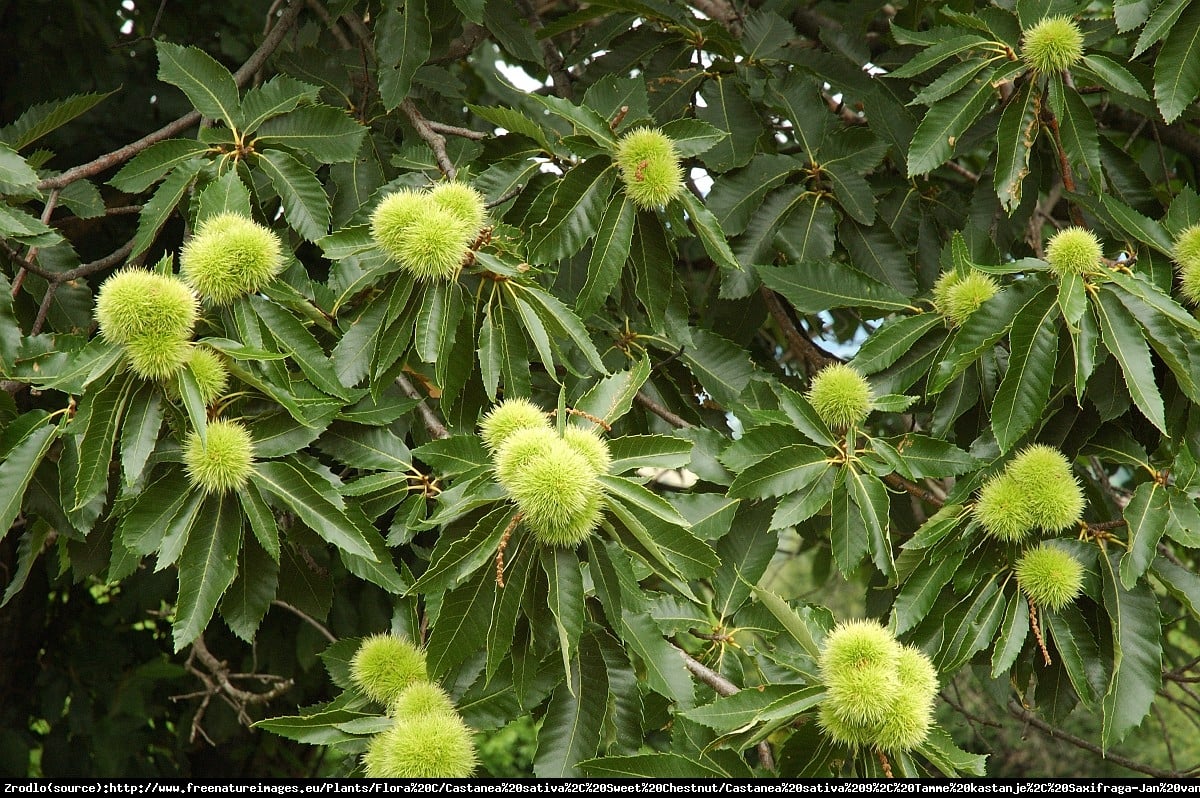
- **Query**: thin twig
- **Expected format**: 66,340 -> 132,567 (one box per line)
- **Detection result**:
635,391 -> 695,429
304,0 -> 352,49
428,23 -> 489,66
426,120 -> 487,140
20,238 -> 136,287
11,189 -> 60,297
401,100 -> 457,179
270,599 -> 336,644
395,372 -> 450,440
1007,701 -> 1179,778
513,0 -> 573,100
944,161 -> 980,182
1043,107 -> 1087,228
882,473 -> 945,507
940,689 -> 1002,729
672,644 -> 775,772
760,286 -> 837,374
30,284 -> 58,336
37,0 -> 307,191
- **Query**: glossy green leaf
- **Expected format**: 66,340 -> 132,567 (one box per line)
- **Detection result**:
376,0 -> 431,110
155,41 -> 239,128
72,373 -> 134,511
1120,482 -> 1168,589
533,632 -> 608,777
678,191 -> 742,272
991,590 -> 1029,678
1100,551 -> 1162,750
0,422 -> 58,547
172,492 -> 242,651
907,76 -> 997,177
109,139 -> 212,192
120,382 -> 164,487
256,148 -> 331,241
727,444 -> 830,499
130,159 -> 204,258
1045,603 -> 1105,709
577,194 -> 635,316
892,539 -> 968,634
1154,2 -> 1200,122
991,285 -> 1060,452
1095,290 -> 1167,434
252,459 -> 376,561
759,260 -> 912,314
994,81 -> 1039,213
221,537 -> 279,642
254,105 -> 365,163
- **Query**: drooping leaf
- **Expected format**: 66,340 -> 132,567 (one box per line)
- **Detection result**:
155,41 -> 240,128
376,0 -> 431,111
172,492 -> 243,651
252,459 -> 376,561
254,105 -> 366,164
256,148 -> 331,241
991,286 -> 1060,452
1153,2 -> 1200,122
533,632 -> 608,777
1099,551 -> 1162,750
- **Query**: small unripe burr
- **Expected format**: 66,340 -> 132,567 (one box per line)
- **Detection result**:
126,334 -> 192,380
493,426 -> 561,490
974,473 -> 1035,542
507,439 -> 603,547
615,127 -> 685,209
562,425 -> 612,475
349,634 -> 429,706
187,347 -> 229,405
1171,225 -> 1200,305
95,269 -> 198,345
1015,544 -> 1085,610
1045,227 -> 1103,278
1006,444 -> 1084,533
479,398 -> 550,452
875,646 -> 938,752
389,681 -> 457,720
370,189 -> 426,259
819,620 -> 902,727
429,182 -> 487,240
807,363 -> 874,431
1021,16 -> 1085,75
180,213 -> 285,304
932,270 -> 999,326
362,713 -> 477,778
183,419 -> 255,494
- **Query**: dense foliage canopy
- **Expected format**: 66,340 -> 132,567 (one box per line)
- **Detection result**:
2,0 -> 1200,778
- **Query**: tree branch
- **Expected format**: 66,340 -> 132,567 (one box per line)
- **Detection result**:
760,285 -> 838,374
635,391 -> 695,429
270,599 -> 336,644
513,0 -> 573,100
1007,701 -> 1179,778
882,473 -> 946,507
689,0 -> 742,33
37,0 -> 307,192
428,23 -> 489,66
395,372 -> 450,440
401,99 -> 457,179
672,643 -> 775,772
